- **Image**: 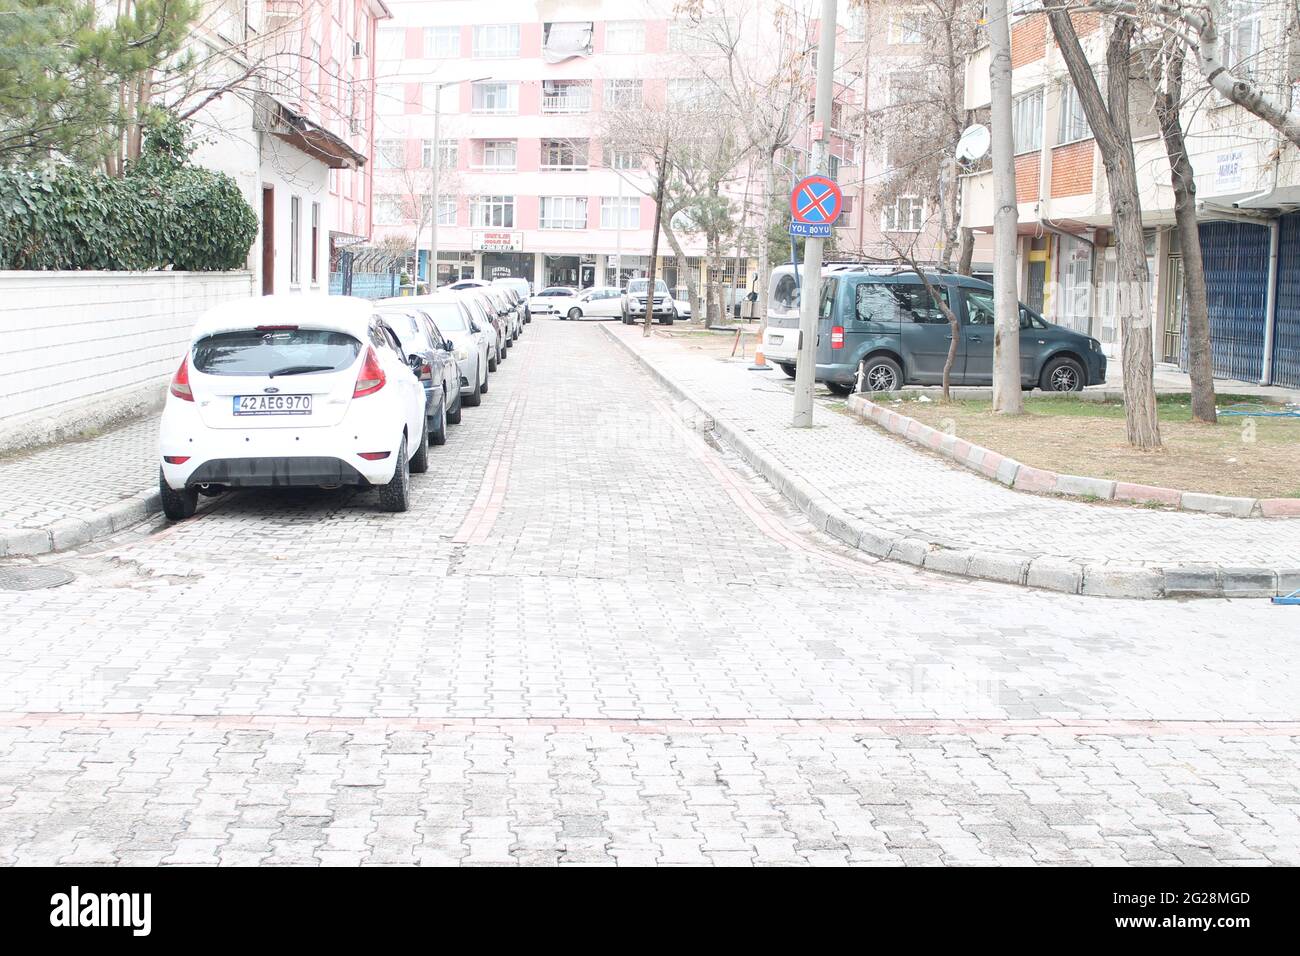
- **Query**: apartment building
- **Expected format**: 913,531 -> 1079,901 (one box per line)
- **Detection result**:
960,4 -> 1300,389
370,0 -> 867,294
186,0 -> 389,295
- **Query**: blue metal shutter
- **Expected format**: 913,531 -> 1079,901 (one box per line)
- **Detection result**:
1197,220 -> 1269,384
1272,213 -> 1300,389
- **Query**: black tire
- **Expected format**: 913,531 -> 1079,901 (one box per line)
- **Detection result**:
429,393 -> 448,446
860,354 -> 904,393
657,316 -> 673,325
488,351 -> 498,372
1041,355 -> 1086,392
377,437 -> 410,513
159,468 -> 198,521
409,419 -> 430,474
480,374 -> 489,394
826,382 -> 853,396
463,367 -> 482,407
568,307 -> 582,321
447,386 -> 463,425
778,363 -> 796,379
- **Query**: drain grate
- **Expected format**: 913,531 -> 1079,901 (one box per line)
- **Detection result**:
0,567 -> 75,590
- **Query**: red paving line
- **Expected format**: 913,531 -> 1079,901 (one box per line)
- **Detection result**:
2,712 -> 1298,736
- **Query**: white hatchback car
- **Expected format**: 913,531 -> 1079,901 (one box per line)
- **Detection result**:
557,286 -> 624,321
158,295 -> 430,519
528,286 -> 578,316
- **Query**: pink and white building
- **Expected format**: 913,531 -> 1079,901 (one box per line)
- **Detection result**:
186,0 -> 391,294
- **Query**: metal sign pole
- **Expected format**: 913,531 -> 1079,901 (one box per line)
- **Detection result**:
792,0 -> 838,428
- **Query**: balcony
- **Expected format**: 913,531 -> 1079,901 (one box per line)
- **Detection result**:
542,82 -> 592,114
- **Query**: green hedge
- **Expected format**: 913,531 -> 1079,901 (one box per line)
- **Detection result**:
0,130 -> 258,272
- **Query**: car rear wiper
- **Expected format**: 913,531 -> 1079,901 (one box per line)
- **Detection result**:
267,365 -> 333,377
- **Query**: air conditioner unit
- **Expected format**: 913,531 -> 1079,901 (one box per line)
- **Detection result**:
352,40 -> 364,57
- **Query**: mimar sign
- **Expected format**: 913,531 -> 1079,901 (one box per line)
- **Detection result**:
473,231 -> 524,252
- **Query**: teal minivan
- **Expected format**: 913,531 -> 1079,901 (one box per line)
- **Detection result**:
806,270 -> 1106,394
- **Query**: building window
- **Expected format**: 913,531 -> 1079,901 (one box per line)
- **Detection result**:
826,153 -> 841,181
375,194 -> 404,225
471,81 -> 518,114
477,139 -> 517,170
422,139 -> 457,168
604,78 -> 643,109
472,24 -> 519,57
539,196 -> 588,230
603,146 -> 640,170
376,139 -> 403,169
437,198 -> 456,226
667,78 -> 708,108
289,195 -> 301,285
542,80 -> 592,113
310,202 -> 320,284
605,20 -> 645,53
470,195 -> 515,227
377,26 -> 405,60
1012,88 -> 1043,154
888,7 -> 924,44
600,197 -> 639,229
1058,82 -> 1091,144
424,25 -> 459,58
668,18 -> 718,53
881,196 -> 924,232
888,70 -> 923,107
1225,0 -> 1263,77
541,138 -> 588,170
543,21 -> 593,62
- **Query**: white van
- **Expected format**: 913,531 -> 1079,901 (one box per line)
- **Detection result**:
761,261 -> 880,376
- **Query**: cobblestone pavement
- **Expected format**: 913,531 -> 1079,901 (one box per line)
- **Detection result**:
0,317 -> 1297,865
0,417 -> 158,531
607,323 -> 1300,569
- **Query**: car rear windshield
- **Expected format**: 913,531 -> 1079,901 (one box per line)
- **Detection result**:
422,304 -> 467,331
192,329 -> 361,376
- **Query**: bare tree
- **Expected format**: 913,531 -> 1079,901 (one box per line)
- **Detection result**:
988,0 -> 1024,415
1149,39 -> 1217,422
1046,5 -> 1161,448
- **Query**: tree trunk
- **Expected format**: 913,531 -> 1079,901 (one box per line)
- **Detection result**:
987,0 -> 1023,414
1155,45 -> 1216,423
663,220 -> 700,323
1048,11 -> 1160,450
957,227 -> 975,276
756,149 -> 775,335
644,139 -> 669,338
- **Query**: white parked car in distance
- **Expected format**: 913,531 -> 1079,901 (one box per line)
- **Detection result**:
528,286 -> 578,316
557,286 -> 624,321
158,295 -> 430,518
491,277 -> 533,322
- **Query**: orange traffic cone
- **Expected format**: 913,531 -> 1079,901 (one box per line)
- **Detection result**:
749,341 -> 771,371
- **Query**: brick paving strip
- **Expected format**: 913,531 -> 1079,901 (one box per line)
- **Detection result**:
0,417 -> 161,558
601,324 -> 1300,601
846,393 -> 1300,518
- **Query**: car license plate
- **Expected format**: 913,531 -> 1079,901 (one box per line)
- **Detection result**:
770,335 -> 783,346
233,394 -> 312,415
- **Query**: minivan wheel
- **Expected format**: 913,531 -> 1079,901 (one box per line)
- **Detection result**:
778,363 -> 796,379
826,382 -> 853,396
159,468 -> 198,521
1041,356 -> 1085,392
861,355 -> 903,393
377,437 -> 410,513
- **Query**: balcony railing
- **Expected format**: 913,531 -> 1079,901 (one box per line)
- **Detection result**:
542,91 -> 591,114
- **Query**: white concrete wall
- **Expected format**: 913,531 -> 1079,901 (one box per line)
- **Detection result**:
0,271 -> 254,454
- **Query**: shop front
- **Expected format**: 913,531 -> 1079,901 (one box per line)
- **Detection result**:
482,251 -> 535,283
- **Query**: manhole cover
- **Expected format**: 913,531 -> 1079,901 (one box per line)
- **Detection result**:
0,567 -> 75,590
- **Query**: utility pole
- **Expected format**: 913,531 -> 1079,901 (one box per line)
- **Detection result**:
792,0 -> 837,427
988,0 -> 1023,414
422,76 -> 487,290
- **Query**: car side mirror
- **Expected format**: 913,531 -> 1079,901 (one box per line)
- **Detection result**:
408,354 -> 422,370
443,341 -> 454,352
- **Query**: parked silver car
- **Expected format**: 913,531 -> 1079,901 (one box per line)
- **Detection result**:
379,294 -> 493,405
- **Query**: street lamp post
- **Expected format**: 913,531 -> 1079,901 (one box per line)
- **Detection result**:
420,75 -> 488,290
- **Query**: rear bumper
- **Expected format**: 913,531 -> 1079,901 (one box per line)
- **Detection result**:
816,361 -> 858,385
761,327 -> 799,363
186,457 -> 368,488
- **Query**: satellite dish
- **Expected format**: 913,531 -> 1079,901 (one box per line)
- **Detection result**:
956,123 -> 990,163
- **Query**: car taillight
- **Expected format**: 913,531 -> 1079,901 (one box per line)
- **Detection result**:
419,361 -> 432,382
170,356 -> 194,401
358,451 -> 391,460
830,326 -> 845,349
353,346 -> 386,398
163,455 -> 190,464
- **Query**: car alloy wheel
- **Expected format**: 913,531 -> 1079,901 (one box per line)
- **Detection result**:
1050,365 -> 1080,391
865,361 -> 900,392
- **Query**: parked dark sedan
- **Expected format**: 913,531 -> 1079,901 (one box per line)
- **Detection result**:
374,304 -> 463,444
803,272 -> 1106,393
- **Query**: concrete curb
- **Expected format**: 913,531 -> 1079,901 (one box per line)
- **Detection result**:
601,324 -> 1295,600
846,394 -> 1297,519
0,489 -> 161,558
